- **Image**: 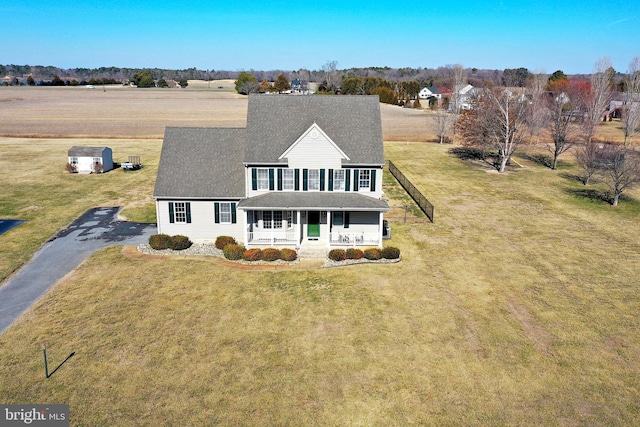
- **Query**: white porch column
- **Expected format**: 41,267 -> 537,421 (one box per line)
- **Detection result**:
244,210 -> 249,245
378,212 -> 384,247
297,210 -> 302,246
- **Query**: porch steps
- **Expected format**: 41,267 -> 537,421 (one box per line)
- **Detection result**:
297,245 -> 328,260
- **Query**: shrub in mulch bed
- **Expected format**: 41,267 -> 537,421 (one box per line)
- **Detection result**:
326,247 -> 401,267
243,248 -> 262,261
169,235 -> 192,250
260,248 -> 280,262
363,248 -> 382,260
223,244 -> 246,260
149,234 -> 193,251
149,234 -> 172,250
279,248 -> 297,262
381,246 -> 401,259
328,249 -> 347,262
215,236 -> 237,250
346,248 -> 364,260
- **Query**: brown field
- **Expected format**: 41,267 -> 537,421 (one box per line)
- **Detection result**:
0,84 -> 628,143
0,85 -> 437,141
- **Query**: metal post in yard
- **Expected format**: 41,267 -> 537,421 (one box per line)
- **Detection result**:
42,344 -> 49,379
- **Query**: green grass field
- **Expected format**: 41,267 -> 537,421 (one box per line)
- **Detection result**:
1,139 -> 639,426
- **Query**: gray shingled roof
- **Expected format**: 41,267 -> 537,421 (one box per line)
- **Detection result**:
68,146 -> 110,157
244,94 -> 384,165
237,192 -> 390,211
153,127 -> 245,199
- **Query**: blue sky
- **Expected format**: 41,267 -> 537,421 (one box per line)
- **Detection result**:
1,0 -> 639,74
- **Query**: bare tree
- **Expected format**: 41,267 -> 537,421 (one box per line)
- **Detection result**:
451,64 -> 467,143
545,80 -> 585,169
583,57 -> 614,143
432,107 -> 454,144
622,57 -> 640,146
458,87 -> 530,172
597,145 -> 640,206
321,60 -> 339,93
526,71 -> 548,144
574,141 -> 604,185
488,88 -> 530,172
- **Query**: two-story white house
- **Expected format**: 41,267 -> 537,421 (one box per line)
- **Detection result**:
153,94 -> 390,250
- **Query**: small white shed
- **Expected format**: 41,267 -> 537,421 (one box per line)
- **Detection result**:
68,146 -> 113,173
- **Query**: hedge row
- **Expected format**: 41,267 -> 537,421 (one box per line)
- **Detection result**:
328,246 -> 400,262
149,234 -> 192,250
216,236 -> 298,262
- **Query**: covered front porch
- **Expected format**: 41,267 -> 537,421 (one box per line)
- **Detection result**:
237,192 -> 390,248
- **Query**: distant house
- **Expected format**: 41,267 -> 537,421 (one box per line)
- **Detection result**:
153,94 -> 390,250
454,84 -> 476,110
419,87 -> 442,99
68,146 -> 113,173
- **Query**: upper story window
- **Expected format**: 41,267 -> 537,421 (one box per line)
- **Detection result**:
282,169 -> 294,191
359,169 -> 371,190
333,169 -> 345,191
257,168 -> 269,190
308,169 -> 320,191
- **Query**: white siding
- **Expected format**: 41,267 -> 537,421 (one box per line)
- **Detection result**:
156,200 -> 245,243
285,132 -> 344,169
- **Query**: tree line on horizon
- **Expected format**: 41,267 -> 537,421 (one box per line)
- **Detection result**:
1,62 -> 621,89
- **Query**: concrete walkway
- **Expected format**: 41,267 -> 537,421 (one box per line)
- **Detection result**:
0,207 -> 156,334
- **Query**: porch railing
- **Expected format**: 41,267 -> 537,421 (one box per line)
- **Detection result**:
247,230 -> 298,245
329,231 -> 379,246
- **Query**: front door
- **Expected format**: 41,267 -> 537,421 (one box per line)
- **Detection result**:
307,211 -> 320,239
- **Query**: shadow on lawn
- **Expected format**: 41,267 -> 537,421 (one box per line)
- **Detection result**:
565,187 -> 613,204
448,147 -> 500,170
521,153 -> 554,168
559,172 -> 589,184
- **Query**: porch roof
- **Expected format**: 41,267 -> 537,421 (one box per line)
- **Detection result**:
237,192 -> 390,211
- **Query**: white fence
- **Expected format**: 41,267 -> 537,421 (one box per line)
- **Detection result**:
247,230 -> 298,245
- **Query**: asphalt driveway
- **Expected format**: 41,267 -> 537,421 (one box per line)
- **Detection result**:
0,207 -> 156,334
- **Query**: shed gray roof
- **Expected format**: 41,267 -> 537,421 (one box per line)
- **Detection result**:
244,94 -> 384,165
237,192 -> 390,211
68,146 -> 111,157
153,127 -> 245,199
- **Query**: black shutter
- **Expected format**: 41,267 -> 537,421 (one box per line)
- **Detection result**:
303,169 -> 308,191
320,169 -> 325,191
353,170 -> 359,192
345,169 -> 350,192
277,169 -> 283,191
214,202 -> 220,223
169,202 -> 175,223
328,169 -> 334,191
269,168 -> 275,190
370,170 -> 376,191
251,168 -> 257,191
231,203 -> 237,224
186,202 -> 191,223
344,212 -> 350,228
295,169 -> 300,191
